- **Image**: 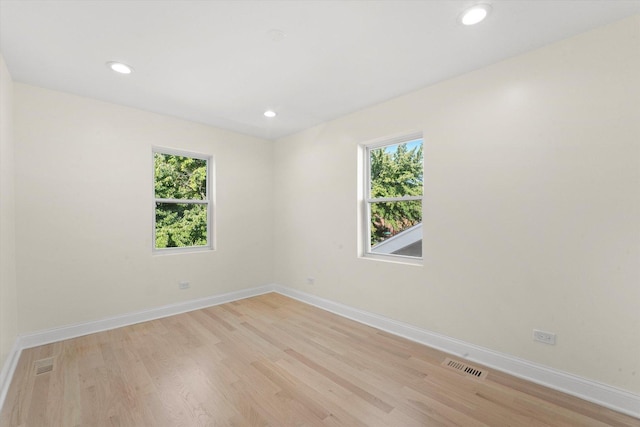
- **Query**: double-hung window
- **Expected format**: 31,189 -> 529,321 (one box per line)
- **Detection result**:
153,147 -> 213,253
362,134 -> 423,262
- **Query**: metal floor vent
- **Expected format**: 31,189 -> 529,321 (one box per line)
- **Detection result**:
442,357 -> 488,380
34,358 -> 54,375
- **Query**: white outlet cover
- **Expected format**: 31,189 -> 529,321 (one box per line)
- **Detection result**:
533,329 -> 556,345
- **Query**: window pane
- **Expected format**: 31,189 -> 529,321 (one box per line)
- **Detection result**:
155,203 -> 208,248
154,153 -> 207,200
370,200 -> 422,257
370,139 -> 423,198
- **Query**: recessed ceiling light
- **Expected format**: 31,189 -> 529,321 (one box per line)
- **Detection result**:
264,110 -> 277,118
460,4 -> 491,26
106,61 -> 133,74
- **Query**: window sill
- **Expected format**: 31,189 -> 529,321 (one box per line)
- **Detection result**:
153,246 -> 214,256
359,252 -> 423,266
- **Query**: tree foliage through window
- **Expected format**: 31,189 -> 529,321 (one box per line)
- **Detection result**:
369,141 -> 423,246
154,152 -> 209,249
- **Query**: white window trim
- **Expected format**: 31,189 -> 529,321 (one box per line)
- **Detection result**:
359,132 -> 424,265
152,146 -> 215,255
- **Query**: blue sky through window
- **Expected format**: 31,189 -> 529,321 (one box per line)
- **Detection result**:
383,138 -> 422,154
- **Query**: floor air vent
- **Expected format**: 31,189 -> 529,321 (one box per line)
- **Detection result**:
442,357 -> 487,380
34,357 -> 54,375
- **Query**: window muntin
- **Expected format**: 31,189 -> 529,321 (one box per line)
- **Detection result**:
364,136 -> 423,260
153,148 -> 212,252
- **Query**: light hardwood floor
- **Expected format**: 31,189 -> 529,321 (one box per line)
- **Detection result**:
1,293 -> 638,426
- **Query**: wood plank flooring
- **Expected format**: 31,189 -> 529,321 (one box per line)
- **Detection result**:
1,293 -> 638,426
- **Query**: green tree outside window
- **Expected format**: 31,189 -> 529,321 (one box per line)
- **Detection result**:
154,152 -> 210,249
369,140 -> 423,247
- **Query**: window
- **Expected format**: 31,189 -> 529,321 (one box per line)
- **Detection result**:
153,147 -> 213,253
362,134 -> 423,261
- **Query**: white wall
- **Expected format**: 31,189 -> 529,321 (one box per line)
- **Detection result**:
273,16 -> 640,393
13,84 -> 274,333
0,54 -> 18,372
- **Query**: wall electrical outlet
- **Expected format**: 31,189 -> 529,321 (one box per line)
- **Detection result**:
179,281 -> 190,290
533,329 -> 556,345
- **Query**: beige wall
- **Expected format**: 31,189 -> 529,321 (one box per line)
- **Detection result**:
0,54 -> 18,371
273,16 -> 640,393
13,84 -> 274,333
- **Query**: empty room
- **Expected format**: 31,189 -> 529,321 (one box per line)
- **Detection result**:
0,1 -> 639,425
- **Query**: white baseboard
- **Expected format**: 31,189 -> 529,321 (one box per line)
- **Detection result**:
0,339 -> 22,413
2,284 -> 638,419
271,285 -> 640,419
18,285 -> 275,349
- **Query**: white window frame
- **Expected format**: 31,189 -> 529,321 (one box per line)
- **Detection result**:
152,146 -> 215,254
360,132 -> 424,265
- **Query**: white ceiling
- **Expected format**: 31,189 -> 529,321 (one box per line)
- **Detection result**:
1,1 -> 639,140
